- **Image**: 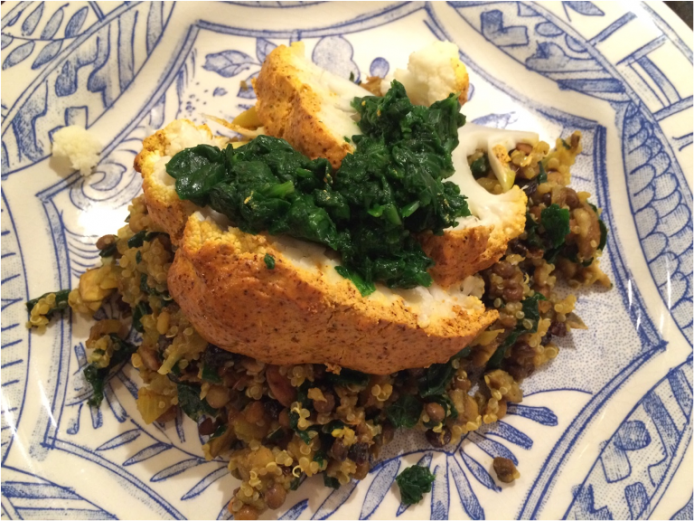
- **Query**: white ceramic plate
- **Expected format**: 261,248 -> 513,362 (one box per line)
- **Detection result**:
1,2 -> 692,519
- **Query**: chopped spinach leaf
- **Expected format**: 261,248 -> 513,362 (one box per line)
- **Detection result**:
84,334 -> 137,407
385,394 -> 422,429
127,231 -> 163,249
322,419 -> 346,434
288,383 -> 314,444
177,382 -> 218,421
84,364 -> 106,407
127,231 -> 148,248
26,289 -> 71,319
324,368 -> 370,388
561,139 -> 571,150
290,476 -> 302,491
210,424 -> 227,439
524,212 -> 544,249
288,411 -> 312,444
201,363 -> 222,384
324,474 -> 341,489
99,243 -> 118,258
418,362 -> 456,398
537,162 -> 547,184
425,394 -> 458,424
264,253 -> 275,269
295,383 -> 310,408
396,465 -> 436,505
201,345 -> 236,384
487,293 -> 547,368
135,250 -> 142,264
132,301 -> 151,333
487,331 -> 521,369
541,204 -> 571,250
313,450 -> 326,467
139,273 -> 171,300
334,266 -> 376,297
598,218 -> 608,251
455,346 -> 472,359
521,293 -> 547,333
470,153 -> 489,179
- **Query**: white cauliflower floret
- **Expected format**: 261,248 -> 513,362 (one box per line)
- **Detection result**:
421,125 -> 537,286
382,41 -> 469,106
452,124 -> 539,207
52,125 -> 102,176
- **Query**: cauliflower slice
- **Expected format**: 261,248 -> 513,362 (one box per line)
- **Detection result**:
382,41 -> 469,106
134,119 -> 228,244
167,213 -> 497,375
253,42 -> 370,168
138,122 -> 499,373
421,124 -> 537,286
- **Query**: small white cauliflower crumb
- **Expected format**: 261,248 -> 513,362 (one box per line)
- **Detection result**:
52,125 -> 102,176
382,41 -> 469,106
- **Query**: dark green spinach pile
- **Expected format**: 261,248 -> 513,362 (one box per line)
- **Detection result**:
396,464 -> 436,505
166,81 -> 469,293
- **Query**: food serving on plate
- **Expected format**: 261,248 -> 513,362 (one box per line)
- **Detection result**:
29,41 -> 610,518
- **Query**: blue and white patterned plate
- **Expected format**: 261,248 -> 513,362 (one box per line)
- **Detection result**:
1,2 -> 692,519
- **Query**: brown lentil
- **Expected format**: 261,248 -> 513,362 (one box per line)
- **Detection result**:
425,402 -> 446,423
264,483 -> 287,510
493,457 -> 520,483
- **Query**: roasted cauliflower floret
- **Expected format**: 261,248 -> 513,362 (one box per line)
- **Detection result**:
383,41 -> 469,106
253,42 -> 370,168
167,214 -> 497,375
422,125 -> 535,286
134,119 -> 228,244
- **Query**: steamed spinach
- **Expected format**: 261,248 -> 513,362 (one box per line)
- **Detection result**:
396,465 -> 436,505
486,293 -> 547,369
84,334 -> 137,407
166,81 -> 470,292
386,394 -> 422,429
177,382 -> 218,421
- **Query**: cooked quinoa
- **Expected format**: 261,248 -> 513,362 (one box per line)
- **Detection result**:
28,131 -> 609,519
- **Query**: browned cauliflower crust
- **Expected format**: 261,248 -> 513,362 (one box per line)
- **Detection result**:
134,119 -> 227,245
253,43 -> 369,169
167,216 -> 498,375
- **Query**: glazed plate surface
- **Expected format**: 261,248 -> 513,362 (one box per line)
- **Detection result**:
1,1 -> 692,519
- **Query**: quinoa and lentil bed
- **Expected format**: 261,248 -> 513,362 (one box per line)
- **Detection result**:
27,132 -> 610,519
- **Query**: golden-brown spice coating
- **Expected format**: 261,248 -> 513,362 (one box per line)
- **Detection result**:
134,120 -> 227,245
420,225 -> 492,287
422,188 -> 527,286
253,43 -> 363,169
168,217 -> 498,374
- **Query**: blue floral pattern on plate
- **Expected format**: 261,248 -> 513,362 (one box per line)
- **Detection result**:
1,2 -> 691,519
